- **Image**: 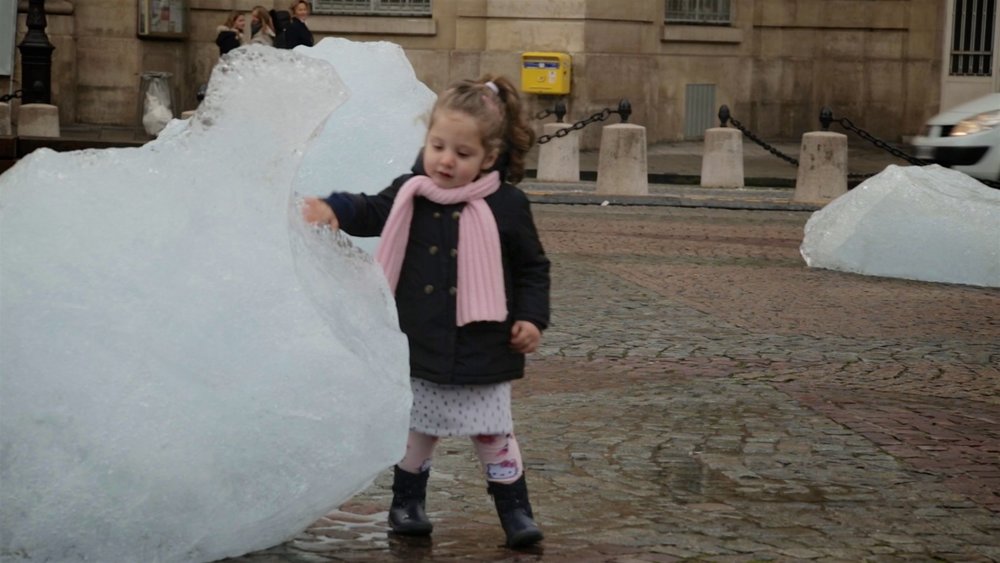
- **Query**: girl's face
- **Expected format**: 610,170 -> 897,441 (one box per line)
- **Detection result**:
294,3 -> 309,19
234,14 -> 245,30
423,109 -> 498,189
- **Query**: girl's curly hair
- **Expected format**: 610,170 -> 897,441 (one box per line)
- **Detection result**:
431,75 -> 535,184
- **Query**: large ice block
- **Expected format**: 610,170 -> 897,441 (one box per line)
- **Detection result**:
1,45 -> 412,562
800,164 -> 1000,288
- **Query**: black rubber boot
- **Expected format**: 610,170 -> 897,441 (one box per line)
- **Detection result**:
388,465 -> 433,536
488,475 -> 543,548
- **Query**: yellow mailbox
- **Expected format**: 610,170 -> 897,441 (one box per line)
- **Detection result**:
521,52 -> 571,95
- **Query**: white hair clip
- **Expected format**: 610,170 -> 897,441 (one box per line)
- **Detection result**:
484,81 -> 499,95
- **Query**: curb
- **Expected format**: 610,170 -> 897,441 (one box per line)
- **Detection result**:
520,180 -> 822,212
525,169 -> 799,189
524,191 -> 821,212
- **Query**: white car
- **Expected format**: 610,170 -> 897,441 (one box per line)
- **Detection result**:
911,93 -> 1000,182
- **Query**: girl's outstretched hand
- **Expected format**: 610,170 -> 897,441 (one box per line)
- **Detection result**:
301,197 -> 339,229
509,320 -> 541,354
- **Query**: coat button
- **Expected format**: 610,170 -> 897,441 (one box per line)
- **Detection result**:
451,211 -> 461,220
429,246 -> 439,255
450,248 -> 458,258
424,285 -> 434,294
448,287 -> 457,296
433,211 -> 441,219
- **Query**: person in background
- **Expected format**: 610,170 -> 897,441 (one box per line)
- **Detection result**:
269,9 -> 291,48
301,75 -> 549,550
215,11 -> 245,56
250,6 -> 276,46
284,0 -> 314,49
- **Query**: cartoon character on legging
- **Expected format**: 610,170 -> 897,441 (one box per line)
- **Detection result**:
482,434 -> 518,480
486,459 -> 520,480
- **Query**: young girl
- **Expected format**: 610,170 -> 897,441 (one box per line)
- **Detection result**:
301,75 -> 550,549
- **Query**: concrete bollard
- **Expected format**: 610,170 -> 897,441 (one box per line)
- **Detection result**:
794,131 -> 848,204
700,127 -> 744,189
596,123 -> 648,195
0,102 -> 11,136
536,122 -> 580,182
18,103 -> 60,137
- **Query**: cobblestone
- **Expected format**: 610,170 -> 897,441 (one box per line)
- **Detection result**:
231,203 -> 998,562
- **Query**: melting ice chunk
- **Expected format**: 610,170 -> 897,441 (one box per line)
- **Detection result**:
800,164 -> 1000,288
1,44 -> 412,562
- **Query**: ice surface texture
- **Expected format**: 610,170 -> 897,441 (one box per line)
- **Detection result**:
0,45 -> 411,562
293,38 -> 436,253
801,164 -> 1000,288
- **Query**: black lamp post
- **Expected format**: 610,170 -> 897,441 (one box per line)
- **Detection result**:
18,0 -> 55,105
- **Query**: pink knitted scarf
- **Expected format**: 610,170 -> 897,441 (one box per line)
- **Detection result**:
375,171 -> 507,326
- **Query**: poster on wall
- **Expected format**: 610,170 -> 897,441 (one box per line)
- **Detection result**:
138,0 -> 188,39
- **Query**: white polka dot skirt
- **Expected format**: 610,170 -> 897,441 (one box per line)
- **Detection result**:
410,378 -> 513,437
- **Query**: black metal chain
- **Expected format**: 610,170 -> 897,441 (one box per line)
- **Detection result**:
830,115 -> 1000,187
537,108 -> 614,144
536,100 -> 631,144
726,115 -> 800,167
831,117 -> 932,167
822,107 -> 922,180
0,90 -> 22,103
534,108 -> 555,120
720,105 -> 1000,189
534,101 -> 568,123
830,116 -> 928,180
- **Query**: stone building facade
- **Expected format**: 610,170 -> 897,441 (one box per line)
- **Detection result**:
0,1 -> 967,149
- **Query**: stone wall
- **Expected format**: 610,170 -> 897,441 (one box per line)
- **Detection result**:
745,0 -> 943,143
0,0 -> 943,147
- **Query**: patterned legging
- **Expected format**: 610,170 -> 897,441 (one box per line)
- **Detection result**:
398,430 -> 523,483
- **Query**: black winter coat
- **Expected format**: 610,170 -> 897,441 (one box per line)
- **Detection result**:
216,29 -> 241,55
323,160 -> 550,386
284,18 -> 314,49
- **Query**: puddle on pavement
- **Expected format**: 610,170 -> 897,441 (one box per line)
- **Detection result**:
657,453 -> 829,505
232,454 -> 845,561
229,513 -> 550,562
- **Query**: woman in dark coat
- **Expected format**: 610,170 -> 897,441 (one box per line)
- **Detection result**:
284,0 -> 314,48
215,11 -> 245,56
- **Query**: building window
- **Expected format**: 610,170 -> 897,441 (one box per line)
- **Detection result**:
312,0 -> 431,16
665,0 -> 731,25
950,0 -> 996,76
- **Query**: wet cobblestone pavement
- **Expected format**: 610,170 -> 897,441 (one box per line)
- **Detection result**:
233,204 -> 999,562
